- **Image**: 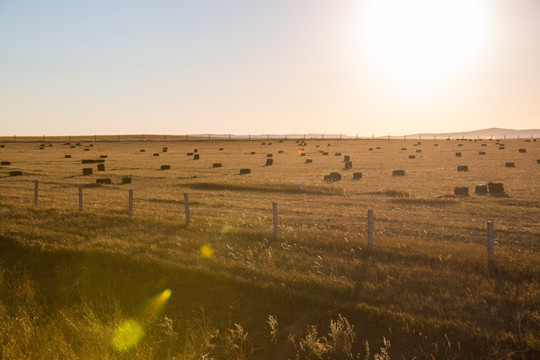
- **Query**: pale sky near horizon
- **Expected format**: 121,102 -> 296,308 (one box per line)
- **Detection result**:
1,0 -> 539,136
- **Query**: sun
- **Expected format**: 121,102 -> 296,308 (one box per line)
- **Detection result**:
361,0 -> 491,90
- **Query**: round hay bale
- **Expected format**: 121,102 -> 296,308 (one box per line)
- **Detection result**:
122,177 -> 132,184
305,159 -> 313,164
194,149 -> 198,153
96,159 -> 105,163
352,172 -> 362,180
82,168 -> 93,176
416,149 -> 422,153
481,143 -> 487,146
162,147 -> 168,152
505,162 -> 515,168
9,171 -> 22,176
97,164 -> 105,171
84,148 -> 89,152
268,142 -> 272,145
343,155 -> 350,162
64,155 -> 71,158
457,165 -> 469,172
499,146 -> 505,150
368,148 -> 373,151
434,144 -> 439,146
475,184 -> 488,195
1,161 -> 11,165
240,168 -> 251,175
300,153 -> 306,156
458,144 -> 463,147
213,163 -> 222,168
219,148 -> 224,151
76,143 -> 82,146
70,145 -> 76,148
96,178 -> 111,185
537,159 -> 540,164
518,148 -> 526,153
392,170 -> 405,176
100,155 -> 108,158
335,152 -> 342,156
401,147 -> 407,151
278,150 -> 284,154
455,152 -> 462,157
153,153 -> 160,156
344,161 -> 352,170
454,186 -> 469,197
479,151 -> 486,155
265,159 -> 273,166
139,149 -> 145,152
193,154 -> 200,160
160,165 -> 171,170
324,172 -> 342,181
267,153 -> 273,157
187,152 -> 193,156
322,152 -> 329,156
408,155 -> 415,159
488,182 -> 504,193
250,152 -> 256,155
261,142 -> 266,145
0,145 -> 5,148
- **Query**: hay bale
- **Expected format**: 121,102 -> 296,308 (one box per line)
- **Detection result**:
488,182 -> 504,193
139,149 -> 145,152
454,186 -> 469,197
322,152 -> 329,156
457,165 -> 469,172
323,172 -> 342,181
250,152 -> 256,155
458,144 -> 463,147
479,152 -> 486,155
122,177 -> 132,184
268,142 -> 272,145
505,162 -> 515,168
219,148 -> 224,151
344,161 -> 352,170
475,184 -> 488,195
0,145 -> 4,148
100,155 -> 108,158
327,143 -> 331,147
267,153 -> 273,157
537,159 -> 540,164
162,147 -> 168,152
401,147 -> 407,150
408,155 -> 415,159
455,152 -> 462,157
160,165 -> 170,170
305,159 -> 313,164
76,143 -> 82,146
1,161 -> 11,165
9,171 -> 22,176
261,142 -> 266,145
82,159 -> 95,164
240,168 -> 251,175
187,152 -> 193,155
84,148 -> 89,152
376,146 -> 382,149
344,155 -> 350,162
416,149 -> 422,153
499,146 -> 505,150
70,145 -> 75,148
265,158 -> 273,166
194,149 -> 198,153
300,153 -> 306,156
434,144 -> 439,146
518,148 -> 526,153
193,154 -> 200,160
96,178 -> 111,185
392,170 -> 405,176
96,159 -> 105,163
352,172 -> 362,180
97,164 -> 105,171
368,148 -> 373,151
481,143 -> 487,147
64,155 -> 71,158
153,153 -> 160,156
278,150 -> 284,154
335,152 -> 342,156
213,163 -> 222,168
82,168 -> 93,176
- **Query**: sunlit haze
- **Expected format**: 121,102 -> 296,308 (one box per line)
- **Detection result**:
1,0 -> 539,136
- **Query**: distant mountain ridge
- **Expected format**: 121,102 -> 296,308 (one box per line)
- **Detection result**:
406,127 -> 540,139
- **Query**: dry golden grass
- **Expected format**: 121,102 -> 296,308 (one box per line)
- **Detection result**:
0,137 -> 538,359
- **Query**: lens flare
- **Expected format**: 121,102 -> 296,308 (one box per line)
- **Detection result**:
200,244 -> 214,258
221,224 -> 233,234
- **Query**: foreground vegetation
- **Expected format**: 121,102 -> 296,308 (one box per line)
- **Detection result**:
0,137 -> 538,358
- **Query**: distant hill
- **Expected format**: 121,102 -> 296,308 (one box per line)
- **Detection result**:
406,128 -> 540,139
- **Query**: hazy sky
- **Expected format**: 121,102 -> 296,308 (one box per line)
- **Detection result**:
1,0 -> 539,136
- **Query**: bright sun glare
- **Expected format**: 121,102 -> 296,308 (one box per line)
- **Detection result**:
362,0 -> 491,91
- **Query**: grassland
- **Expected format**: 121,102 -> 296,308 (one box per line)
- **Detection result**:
0,136 -> 538,359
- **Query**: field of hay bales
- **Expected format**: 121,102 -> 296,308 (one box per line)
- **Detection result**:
0,136 -> 538,359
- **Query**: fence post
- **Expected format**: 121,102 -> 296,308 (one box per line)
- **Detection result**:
184,193 -> 190,225
367,209 -> 374,248
487,221 -> 494,264
34,180 -> 39,206
129,189 -> 133,217
78,186 -> 83,211
272,202 -> 278,238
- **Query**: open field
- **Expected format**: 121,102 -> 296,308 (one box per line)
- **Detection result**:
0,137 -> 539,359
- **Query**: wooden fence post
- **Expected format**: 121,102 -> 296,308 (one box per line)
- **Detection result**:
272,202 -> 278,238
184,193 -> 190,225
367,209 -> 374,248
34,180 -> 38,206
487,221 -> 494,264
78,186 -> 83,211
129,189 -> 133,217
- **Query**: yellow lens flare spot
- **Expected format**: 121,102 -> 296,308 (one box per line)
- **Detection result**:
111,319 -> 144,352
221,224 -> 232,235
200,244 -> 214,258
